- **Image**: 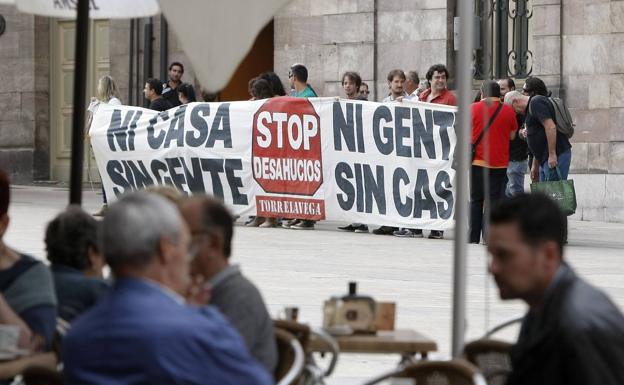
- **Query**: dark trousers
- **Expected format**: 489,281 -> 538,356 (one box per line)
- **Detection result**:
470,166 -> 507,243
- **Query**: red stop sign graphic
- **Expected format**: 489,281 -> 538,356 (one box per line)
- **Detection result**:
252,97 -> 323,195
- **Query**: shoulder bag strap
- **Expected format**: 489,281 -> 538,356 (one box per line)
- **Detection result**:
472,102 -> 504,158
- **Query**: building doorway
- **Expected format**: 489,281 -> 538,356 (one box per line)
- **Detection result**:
218,20 -> 274,101
49,19 -> 110,182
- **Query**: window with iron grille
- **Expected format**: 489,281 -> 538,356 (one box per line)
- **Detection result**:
474,0 -> 533,80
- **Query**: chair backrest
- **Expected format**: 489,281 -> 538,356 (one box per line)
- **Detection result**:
463,339 -> 512,385
274,320 -> 311,352
362,359 -> 485,385
274,327 -> 305,385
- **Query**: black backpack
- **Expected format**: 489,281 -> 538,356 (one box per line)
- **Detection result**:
529,96 -> 575,138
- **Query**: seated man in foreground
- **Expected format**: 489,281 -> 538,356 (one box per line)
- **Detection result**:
63,192 -> 272,385
179,196 -> 277,373
0,169 -> 57,352
45,206 -> 109,322
488,193 -> 624,385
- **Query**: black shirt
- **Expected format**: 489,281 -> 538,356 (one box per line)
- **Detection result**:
525,95 -> 571,164
149,97 -> 173,112
509,113 -> 528,161
162,82 -> 182,107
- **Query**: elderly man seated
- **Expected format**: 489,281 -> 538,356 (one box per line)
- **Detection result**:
179,196 -> 277,373
62,192 -> 272,385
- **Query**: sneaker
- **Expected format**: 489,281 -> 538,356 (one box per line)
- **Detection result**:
291,220 -> 315,230
412,229 -> 424,238
282,219 -> 300,229
428,230 -> 444,239
393,228 -> 415,238
246,217 -> 265,227
372,226 -> 397,235
354,224 -> 369,233
244,216 -> 256,226
259,218 -> 277,228
338,224 -> 358,232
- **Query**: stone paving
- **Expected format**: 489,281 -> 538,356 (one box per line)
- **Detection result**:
5,185 -> 624,384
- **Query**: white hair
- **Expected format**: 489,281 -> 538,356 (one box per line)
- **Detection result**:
504,90 -> 525,106
101,191 -> 183,272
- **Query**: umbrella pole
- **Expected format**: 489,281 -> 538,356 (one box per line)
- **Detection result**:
451,0 -> 474,357
69,0 -> 90,205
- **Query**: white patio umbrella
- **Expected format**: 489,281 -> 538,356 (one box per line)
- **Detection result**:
0,0 -> 290,203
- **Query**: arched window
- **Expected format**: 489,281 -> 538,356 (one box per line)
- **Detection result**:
474,0 -> 533,80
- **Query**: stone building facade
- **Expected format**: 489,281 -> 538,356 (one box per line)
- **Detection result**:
0,0 -> 623,222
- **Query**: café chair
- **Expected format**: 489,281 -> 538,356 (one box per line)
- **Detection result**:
274,328 -> 305,385
463,339 -> 512,385
361,359 -> 487,385
273,320 -> 340,385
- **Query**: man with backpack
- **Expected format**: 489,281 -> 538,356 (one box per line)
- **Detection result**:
503,85 -> 573,182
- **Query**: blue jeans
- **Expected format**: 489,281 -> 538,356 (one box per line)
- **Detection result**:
540,148 -> 571,181
505,160 -> 527,198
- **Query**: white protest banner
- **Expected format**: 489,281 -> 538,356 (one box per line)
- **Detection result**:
90,97 -> 457,230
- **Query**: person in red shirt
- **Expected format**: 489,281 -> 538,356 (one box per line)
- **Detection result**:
469,80 -> 518,244
419,64 -> 457,106
396,64 -> 456,240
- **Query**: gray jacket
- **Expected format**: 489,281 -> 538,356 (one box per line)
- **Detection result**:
210,265 -> 277,374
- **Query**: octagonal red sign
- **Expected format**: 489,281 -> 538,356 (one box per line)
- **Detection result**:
252,97 -> 323,196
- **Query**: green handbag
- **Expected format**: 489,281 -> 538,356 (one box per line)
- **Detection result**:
530,166 -> 577,216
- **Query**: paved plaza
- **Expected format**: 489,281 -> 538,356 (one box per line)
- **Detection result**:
5,184 -> 624,384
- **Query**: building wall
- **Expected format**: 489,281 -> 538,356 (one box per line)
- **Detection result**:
554,0 -> 624,222
0,6 -> 49,183
274,0 -> 447,101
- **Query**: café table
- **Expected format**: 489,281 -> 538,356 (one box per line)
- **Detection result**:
309,329 -> 437,365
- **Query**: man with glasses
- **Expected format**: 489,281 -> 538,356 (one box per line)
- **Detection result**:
359,82 -> 370,100
63,192 -> 272,385
504,77 -> 572,183
289,63 -> 317,98
404,71 -> 420,100
498,78 -> 529,197
285,63 -> 319,229
178,196 -> 277,373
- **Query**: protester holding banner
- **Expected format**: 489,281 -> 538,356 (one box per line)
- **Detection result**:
161,61 -> 184,108
407,63 -> 457,240
288,64 -> 317,98
177,83 -> 197,104
359,82 -> 370,100
338,71 -> 371,233
87,75 -> 122,217
144,78 -> 173,112
283,63 -> 319,230
382,69 -> 408,103
247,78 -> 278,228
258,71 -> 287,97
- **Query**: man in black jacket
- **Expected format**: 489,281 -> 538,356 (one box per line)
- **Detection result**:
487,193 -> 624,385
